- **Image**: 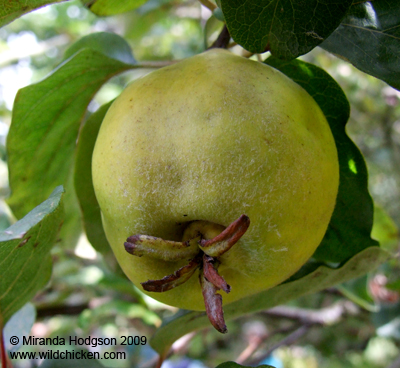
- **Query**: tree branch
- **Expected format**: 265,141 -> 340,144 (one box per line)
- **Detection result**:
140,332 -> 196,368
236,301 -> 359,365
248,325 -> 311,366
387,353 -> 400,368
263,300 -> 358,325
36,304 -> 89,318
197,0 -> 217,12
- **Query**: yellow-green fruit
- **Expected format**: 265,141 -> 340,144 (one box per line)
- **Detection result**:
92,49 -> 339,311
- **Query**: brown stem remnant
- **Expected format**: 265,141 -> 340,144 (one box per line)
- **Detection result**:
125,214 -> 250,334
200,214 -> 250,257
203,254 -> 230,293
200,268 -> 227,333
141,256 -> 201,292
125,234 -> 198,261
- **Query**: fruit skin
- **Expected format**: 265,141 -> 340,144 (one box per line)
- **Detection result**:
92,49 -> 339,311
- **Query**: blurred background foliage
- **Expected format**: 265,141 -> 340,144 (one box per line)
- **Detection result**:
0,1 -> 399,367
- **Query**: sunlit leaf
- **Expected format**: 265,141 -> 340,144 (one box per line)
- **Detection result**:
0,186 -> 64,325
7,32 -> 134,252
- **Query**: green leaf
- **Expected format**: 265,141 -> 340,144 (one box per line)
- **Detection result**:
0,0 -> 64,28
204,15 -> 225,49
74,101 -> 113,255
0,186 -> 64,326
371,205 -> 399,254
213,7 -> 225,22
321,0 -> 400,91
82,0 -> 149,16
337,275 -> 377,312
265,57 -> 378,263
150,246 -> 389,356
220,0 -> 353,57
58,169 -> 82,249
216,363 -> 275,368
63,32 -> 136,64
0,201 -> 13,232
7,34 -> 134,229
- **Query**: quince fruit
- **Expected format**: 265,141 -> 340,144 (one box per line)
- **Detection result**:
92,49 -> 339,332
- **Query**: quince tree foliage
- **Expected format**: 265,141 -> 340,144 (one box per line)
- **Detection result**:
0,1 -> 399,367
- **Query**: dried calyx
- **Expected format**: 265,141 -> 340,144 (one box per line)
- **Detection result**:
124,214 -> 250,333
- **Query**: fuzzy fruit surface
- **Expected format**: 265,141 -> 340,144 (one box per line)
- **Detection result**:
92,49 -> 339,311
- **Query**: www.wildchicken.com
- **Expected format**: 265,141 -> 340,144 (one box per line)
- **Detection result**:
10,349 -> 126,360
